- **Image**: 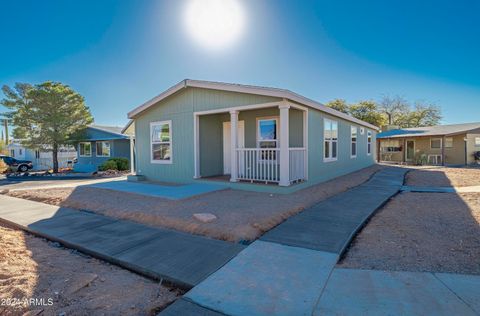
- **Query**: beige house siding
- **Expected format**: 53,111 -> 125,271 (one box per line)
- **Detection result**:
379,134 -> 468,165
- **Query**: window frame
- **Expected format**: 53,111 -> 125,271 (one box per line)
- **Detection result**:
256,117 -> 279,162
475,137 -> 480,147
430,137 -> 442,149
150,120 -> 173,164
96,141 -> 111,157
351,126 -> 357,158
79,142 -> 92,157
324,118 -> 338,162
367,130 -> 372,155
445,137 -> 453,148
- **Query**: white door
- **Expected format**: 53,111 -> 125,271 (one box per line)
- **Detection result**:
223,121 -> 245,174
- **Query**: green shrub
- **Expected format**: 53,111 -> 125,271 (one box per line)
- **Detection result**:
110,157 -> 129,171
98,157 -> 129,171
99,160 -> 118,171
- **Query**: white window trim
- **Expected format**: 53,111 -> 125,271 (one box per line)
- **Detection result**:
367,130 -> 373,155
150,120 -> 173,164
430,137 -> 442,149
79,142 -> 92,157
256,116 -> 279,148
351,126 -> 357,158
96,141 -> 111,157
324,118 -> 338,162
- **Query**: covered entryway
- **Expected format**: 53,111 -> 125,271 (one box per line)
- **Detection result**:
194,101 -> 308,187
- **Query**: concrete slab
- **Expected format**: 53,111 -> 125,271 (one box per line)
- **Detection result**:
435,273 -> 480,314
28,212 -> 117,238
160,299 -> 226,316
60,220 -> 168,256
314,269 -> 477,316
186,241 -> 338,316
401,185 -> 457,193
86,180 -> 226,200
115,231 -> 245,288
261,184 -> 397,254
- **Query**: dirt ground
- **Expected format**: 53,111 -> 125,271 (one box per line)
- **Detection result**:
338,192 -> 480,275
0,223 -> 179,316
4,165 -> 383,242
406,166 -> 480,187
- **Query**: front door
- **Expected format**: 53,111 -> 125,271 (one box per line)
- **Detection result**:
406,140 -> 415,162
223,121 -> 245,174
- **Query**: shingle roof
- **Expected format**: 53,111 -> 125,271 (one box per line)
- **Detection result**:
89,124 -> 125,136
127,79 -> 380,130
378,122 -> 480,139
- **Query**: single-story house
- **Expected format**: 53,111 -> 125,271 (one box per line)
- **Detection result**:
377,122 -> 480,165
74,125 -> 133,172
126,79 -> 378,191
7,140 -> 77,170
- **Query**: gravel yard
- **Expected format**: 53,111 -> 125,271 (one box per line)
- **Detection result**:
4,165 -> 383,242
338,192 -> 480,275
406,166 -> 480,187
0,223 -> 179,316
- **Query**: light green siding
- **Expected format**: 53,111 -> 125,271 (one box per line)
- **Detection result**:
134,86 -> 376,190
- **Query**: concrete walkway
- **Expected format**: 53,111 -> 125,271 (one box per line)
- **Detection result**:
402,185 -> 480,193
0,195 -> 244,289
162,167 -> 479,315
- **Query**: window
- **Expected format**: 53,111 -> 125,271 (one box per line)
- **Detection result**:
351,126 -> 357,158
79,142 -> 92,157
475,137 -> 480,147
430,138 -> 442,149
151,121 -> 172,163
10,149 -> 14,157
324,119 -> 338,161
96,141 -> 111,157
257,118 -> 278,161
367,131 -> 372,155
381,140 -> 402,152
445,137 -> 453,148
35,150 -> 40,159
19,149 -> 23,155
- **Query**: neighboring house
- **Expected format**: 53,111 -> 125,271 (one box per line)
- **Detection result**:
7,140 -> 76,170
126,79 -> 378,191
74,125 -> 133,172
377,122 -> 480,166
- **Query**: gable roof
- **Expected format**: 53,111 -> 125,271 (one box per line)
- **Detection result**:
378,122 -> 480,139
127,79 -> 379,130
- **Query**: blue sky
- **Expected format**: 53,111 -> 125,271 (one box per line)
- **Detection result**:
1,0 -> 479,127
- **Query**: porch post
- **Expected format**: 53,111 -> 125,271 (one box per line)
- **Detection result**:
129,135 -> 135,174
230,110 -> 239,182
279,104 -> 290,186
441,135 -> 446,166
193,114 -> 200,178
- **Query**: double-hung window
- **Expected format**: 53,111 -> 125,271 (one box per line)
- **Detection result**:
430,138 -> 442,149
96,141 -> 111,157
367,131 -> 372,155
351,126 -> 357,158
475,137 -> 480,147
257,117 -> 278,161
151,121 -> 172,163
445,137 -> 453,148
324,119 -> 338,162
79,142 -> 91,157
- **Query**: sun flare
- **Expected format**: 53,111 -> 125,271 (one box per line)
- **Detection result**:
184,0 -> 245,50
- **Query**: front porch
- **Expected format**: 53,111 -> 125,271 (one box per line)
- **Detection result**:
193,101 -> 308,187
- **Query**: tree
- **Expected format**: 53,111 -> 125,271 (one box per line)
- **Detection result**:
349,100 -> 387,128
400,102 -> 442,128
325,99 -> 350,114
1,82 -> 93,173
378,95 -> 409,125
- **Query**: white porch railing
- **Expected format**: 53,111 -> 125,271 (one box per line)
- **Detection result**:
235,148 -> 306,184
236,148 -> 280,183
289,148 -> 306,182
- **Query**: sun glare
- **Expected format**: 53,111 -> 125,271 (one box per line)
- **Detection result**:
184,0 -> 245,50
